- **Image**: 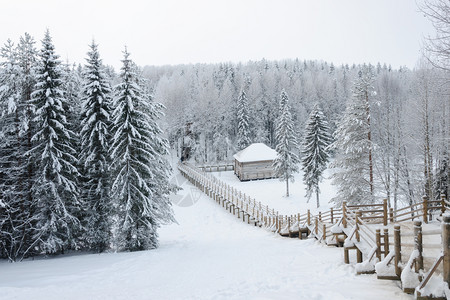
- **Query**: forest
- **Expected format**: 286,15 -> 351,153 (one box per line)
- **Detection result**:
0,31 -> 174,261
0,1 -> 449,263
150,57 -> 449,209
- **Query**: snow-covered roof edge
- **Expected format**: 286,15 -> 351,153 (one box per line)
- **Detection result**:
233,143 -> 277,163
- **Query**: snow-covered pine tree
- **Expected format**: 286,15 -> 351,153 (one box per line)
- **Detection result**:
331,66 -> 375,205
301,104 -> 333,208
236,89 -> 252,151
273,90 -> 300,197
0,36 -> 38,261
79,41 -> 113,252
16,33 -> 38,224
140,84 -> 176,238
110,49 -> 174,252
31,30 -> 81,254
0,39 -> 24,260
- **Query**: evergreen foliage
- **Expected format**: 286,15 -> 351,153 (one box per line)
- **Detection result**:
331,66 -> 375,205
0,30 -> 449,260
273,90 -> 300,197
0,39 -> 25,260
30,30 -> 81,254
79,41 -> 113,252
301,104 -> 332,208
236,89 -> 252,151
0,35 -> 38,261
110,49 -> 174,251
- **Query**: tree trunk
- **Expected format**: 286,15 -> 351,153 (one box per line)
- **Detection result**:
286,177 -> 289,197
423,79 -> 433,201
316,190 -> 320,208
386,94 -> 391,208
365,90 -> 374,197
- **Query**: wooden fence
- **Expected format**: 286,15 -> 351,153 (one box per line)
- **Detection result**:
178,162 -> 450,299
198,163 -> 234,172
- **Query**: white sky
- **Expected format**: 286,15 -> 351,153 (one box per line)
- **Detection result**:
0,0 -> 434,71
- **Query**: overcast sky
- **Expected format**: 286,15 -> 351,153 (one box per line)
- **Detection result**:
0,0 -> 435,71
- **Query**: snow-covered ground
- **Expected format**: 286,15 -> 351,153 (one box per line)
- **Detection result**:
0,169 -> 411,300
214,168 -> 336,215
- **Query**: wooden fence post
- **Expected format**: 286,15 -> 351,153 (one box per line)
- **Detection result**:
355,211 -> 361,242
323,224 -> 326,241
331,208 -> 334,223
319,211 -> 322,222
315,217 -> 318,235
443,214 -> 450,288
414,220 -> 423,272
383,199 -> 388,226
394,225 -> 402,278
288,217 -> 291,237
376,229 -> 381,261
307,210 -> 311,226
422,196 -> 428,224
441,194 -> 446,215
389,207 -> 394,223
342,201 -> 347,228
383,228 -> 389,258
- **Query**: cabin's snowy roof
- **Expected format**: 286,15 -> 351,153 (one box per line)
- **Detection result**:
233,143 -> 277,163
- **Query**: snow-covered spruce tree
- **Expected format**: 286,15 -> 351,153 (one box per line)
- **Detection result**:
236,89 -> 252,151
31,30 -> 81,254
0,36 -> 38,261
273,90 -> 300,197
110,49 -> 174,252
331,66 -> 375,206
0,39 -> 23,260
141,85 -> 176,235
16,33 -> 38,219
301,104 -> 333,208
79,41 -> 113,252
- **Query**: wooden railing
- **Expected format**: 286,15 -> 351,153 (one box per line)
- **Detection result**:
198,163 -> 234,172
178,162 -> 450,298
179,163 -> 281,231
179,162 -> 449,241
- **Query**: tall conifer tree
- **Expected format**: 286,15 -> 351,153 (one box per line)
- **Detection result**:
273,90 -> 300,197
110,49 -> 174,251
0,35 -> 38,260
79,41 -> 113,252
301,104 -> 332,208
0,39 -> 24,260
31,30 -> 80,254
236,89 -> 252,151
331,66 -> 375,205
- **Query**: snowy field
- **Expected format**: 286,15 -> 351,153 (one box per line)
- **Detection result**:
0,169 -> 412,300
213,168 -> 336,215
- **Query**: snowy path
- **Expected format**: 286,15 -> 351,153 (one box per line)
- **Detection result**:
0,172 -> 412,300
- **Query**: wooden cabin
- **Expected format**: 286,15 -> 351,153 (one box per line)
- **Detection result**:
233,143 -> 277,181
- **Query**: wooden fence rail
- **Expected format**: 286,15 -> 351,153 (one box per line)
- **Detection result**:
198,163 -> 235,172
178,162 -> 450,299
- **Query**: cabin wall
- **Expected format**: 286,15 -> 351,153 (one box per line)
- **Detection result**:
234,159 -> 276,181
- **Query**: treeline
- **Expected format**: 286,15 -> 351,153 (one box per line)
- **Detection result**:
148,57 -> 449,210
0,31 -> 174,261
